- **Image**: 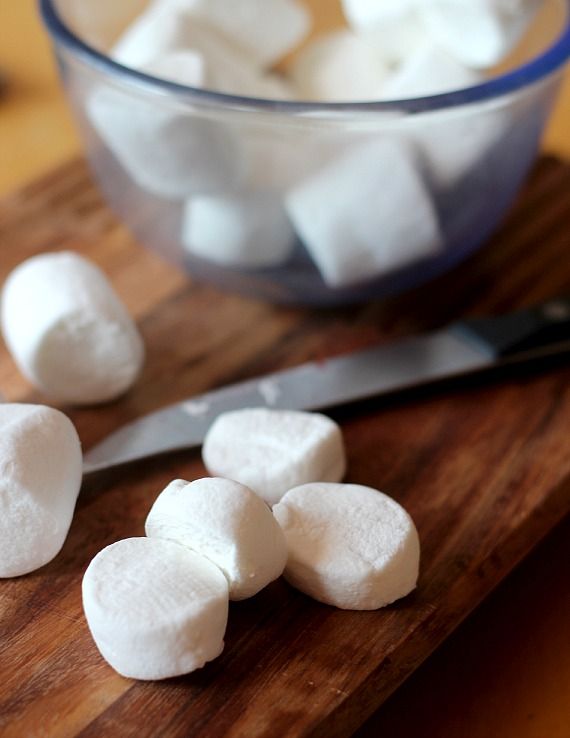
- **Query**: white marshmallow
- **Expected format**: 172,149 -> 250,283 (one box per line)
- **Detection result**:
82,537 -> 229,680
202,409 -> 346,507
418,0 -> 541,69
341,0 -> 424,65
145,478 -> 288,600
87,81 -> 245,200
56,0 -> 147,50
381,43 -> 483,99
1,252 -> 144,405
286,138 -> 443,288
291,30 -> 390,102
143,49 -> 206,86
0,404 -> 82,578
181,192 -> 295,268
273,483 -> 420,610
163,0 -> 311,68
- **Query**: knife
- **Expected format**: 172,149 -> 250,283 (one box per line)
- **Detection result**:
83,296 -> 570,476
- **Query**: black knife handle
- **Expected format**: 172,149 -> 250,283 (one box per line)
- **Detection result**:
452,297 -> 570,360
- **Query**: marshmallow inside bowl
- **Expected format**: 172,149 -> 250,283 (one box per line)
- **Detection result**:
45,0 -> 570,303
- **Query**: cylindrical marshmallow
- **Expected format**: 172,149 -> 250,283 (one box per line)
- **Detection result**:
82,537 -> 229,680
285,138 -> 443,287
1,252 -> 144,405
0,404 -> 82,578
202,408 -> 346,507
145,478 -> 288,599
181,192 -> 295,268
273,483 -> 420,610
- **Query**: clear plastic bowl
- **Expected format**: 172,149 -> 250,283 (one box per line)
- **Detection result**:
41,0 -> 570,305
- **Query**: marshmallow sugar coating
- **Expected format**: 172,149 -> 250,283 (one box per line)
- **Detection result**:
0,404 -> 82,578
1,252 -> 144,405
273,483 -> 420,610
146,478 -> 288,600
82,537 -> 229,680
202,409 -> 346,507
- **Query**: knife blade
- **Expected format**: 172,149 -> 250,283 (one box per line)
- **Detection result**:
83,296 -> 570,476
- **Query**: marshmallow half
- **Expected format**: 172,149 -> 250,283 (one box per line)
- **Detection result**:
1,252 -> 144,405
273,483 -> 420,610
82,537 -> 229,680
286,138 -> 443,287
181,192 -> 295,268
0,404 -> 82,578
202,409 -> 346,507
145,478 -> 288,600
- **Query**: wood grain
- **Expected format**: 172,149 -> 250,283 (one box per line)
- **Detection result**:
0,157 -> 569,738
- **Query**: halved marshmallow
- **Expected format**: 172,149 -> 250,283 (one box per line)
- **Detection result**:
1,252 -> 144,405
202,409 -> 346,507
291,30 -> 390,102
145,478 -> 288,599
341,0 -> 424,65
163,0 -> 311,68
82,537 -> 229,680
381,43 -> 483,99
181,192 -> 295,268
418,0 -> 541,69
0,404 -> 82,578
285,138 -> 443,288
273,483 -> 420,610
87,77 -> 245,200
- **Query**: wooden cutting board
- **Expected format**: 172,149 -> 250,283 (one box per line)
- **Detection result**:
0,157 -> 569,738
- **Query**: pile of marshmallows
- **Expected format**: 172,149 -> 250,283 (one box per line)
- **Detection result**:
86,0 -> 540,287
0,251 -> 419,681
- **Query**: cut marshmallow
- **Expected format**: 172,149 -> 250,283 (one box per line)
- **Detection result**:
381,43 -> 483,99
418,0 -> 541,69
145,478 -> 288,600
286,138 -> 443,288
273,483 -> 420,610
162,0 -> 311,68
82,537 -> 229,680
181,192 -> 295,268
341,0 -> 424,65
202,409 -> 346,507
291,30 -> 390,102
0,404 -> 82,578
87,82 -> 245,200
1,252 -> 144,405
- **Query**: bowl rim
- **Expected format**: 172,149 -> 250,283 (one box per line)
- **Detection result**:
40,0 -> 570,114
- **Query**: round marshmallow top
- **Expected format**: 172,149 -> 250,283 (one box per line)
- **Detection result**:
82,537 -> 229,680
202,408 -> 346,506
145,477 -> 288,599
1,252 -> 144,405
273,483 -> 420,610
0,403 -> 83,578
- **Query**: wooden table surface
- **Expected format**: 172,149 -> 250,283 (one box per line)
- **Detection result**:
1,2 -> 569,737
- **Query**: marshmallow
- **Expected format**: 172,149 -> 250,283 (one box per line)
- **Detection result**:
87,81 -> 245,200
418,0 -> 541,69
273,483 -> 420,610
145,478 -> 288,599
181,192 -> 295,268
202,409 -> 346,507
163,0 -> 311,68
381,43 -> 483,99
286,138 -> 443,288
82,537 -> 229,680
0,404 -> 82,578
1,252 -> 144,405
57,0 -> 147,51
290,30 -> 390,102
341,0 -> 424,65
